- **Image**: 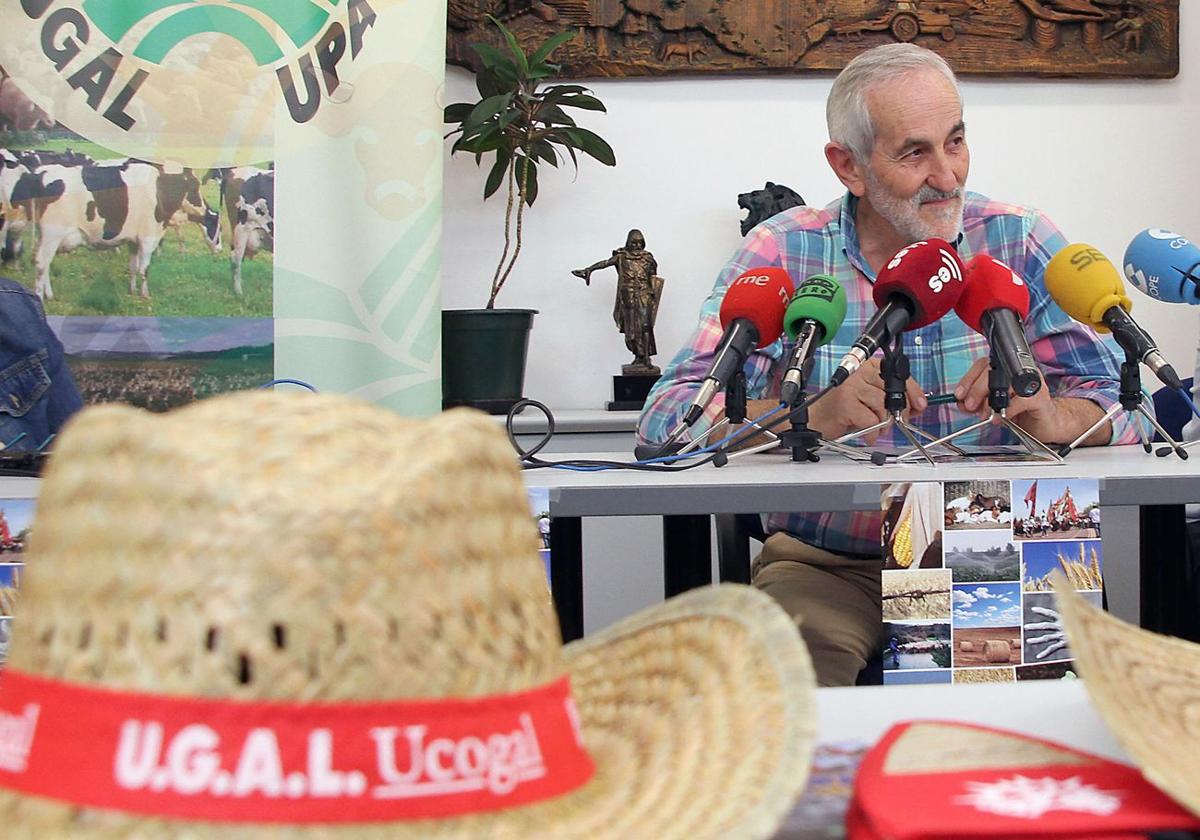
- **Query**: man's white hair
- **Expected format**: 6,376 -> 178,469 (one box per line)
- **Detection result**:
827,44 -> 960,163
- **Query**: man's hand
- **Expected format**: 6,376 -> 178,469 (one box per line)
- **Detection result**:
955,357 -> 1110,445
808,357 -> 927,443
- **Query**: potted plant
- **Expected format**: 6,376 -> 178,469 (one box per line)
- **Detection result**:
442,17 -> 616,413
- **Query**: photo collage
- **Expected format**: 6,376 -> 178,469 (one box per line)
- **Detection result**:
0,499 -> 35,668
881,479 -> 1103,685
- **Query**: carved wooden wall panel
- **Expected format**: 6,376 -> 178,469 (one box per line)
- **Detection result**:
447,1 -> 1178,79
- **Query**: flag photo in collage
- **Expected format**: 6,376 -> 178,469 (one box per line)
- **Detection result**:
0,498 -> 35,667
881,479 -> 1103,685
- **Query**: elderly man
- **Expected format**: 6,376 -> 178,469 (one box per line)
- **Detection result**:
638,43 -> 1142,686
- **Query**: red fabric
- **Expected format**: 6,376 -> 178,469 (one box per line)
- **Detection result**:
872,239 -> 965,329
0,670 -> 594,823
848,721 -> 1200,839
1024,480 -> 1038,512
956,254 -> 1031,334
719,267 -> 794,346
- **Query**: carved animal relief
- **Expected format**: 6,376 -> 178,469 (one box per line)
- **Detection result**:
447,1 -> 1178,78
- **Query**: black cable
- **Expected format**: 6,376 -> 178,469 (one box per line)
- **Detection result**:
509,386 -> 836,473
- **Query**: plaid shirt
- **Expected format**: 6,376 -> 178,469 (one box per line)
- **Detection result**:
638,191 -> 1145,557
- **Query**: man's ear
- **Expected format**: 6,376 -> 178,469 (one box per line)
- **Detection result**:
825,142 -> 867,197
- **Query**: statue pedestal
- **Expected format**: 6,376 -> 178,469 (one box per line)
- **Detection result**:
607,373 -> 658,411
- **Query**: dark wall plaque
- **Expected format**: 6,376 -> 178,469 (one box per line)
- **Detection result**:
447,1 -> 1178,79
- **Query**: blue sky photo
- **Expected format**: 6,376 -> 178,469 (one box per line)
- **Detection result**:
952,582 -> 1022,627
1022,540 -> 1102,588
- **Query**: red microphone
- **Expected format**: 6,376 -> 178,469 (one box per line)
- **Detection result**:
831,239 -> 964,385
683,267 -> 793,425
956,254 -> 1042,397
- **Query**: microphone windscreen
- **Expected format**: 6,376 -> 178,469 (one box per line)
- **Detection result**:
872,239 -> 965,330
956,254 -> 1030,334
784,274 -> 847,345
1123,228 -> 1200,305
1044,244 -> 1132,333
719,267 -> 794,347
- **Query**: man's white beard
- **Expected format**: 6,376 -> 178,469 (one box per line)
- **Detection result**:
864,168 -> 964,244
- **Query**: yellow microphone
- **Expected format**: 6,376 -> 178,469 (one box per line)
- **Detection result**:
1045,244 -> 1181,389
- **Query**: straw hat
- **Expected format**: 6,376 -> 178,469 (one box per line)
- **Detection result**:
0,391 -> 817,838
1054,578 -> 1200,816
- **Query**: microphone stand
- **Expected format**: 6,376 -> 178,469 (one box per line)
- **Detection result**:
672,369 -> 782,461
898,349 -> 1062,463
1058,351 -> 1187,460
835,335 -> 966,467
777,358 -> 863,463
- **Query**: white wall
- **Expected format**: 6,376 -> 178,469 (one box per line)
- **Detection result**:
442,15 -> 1200,408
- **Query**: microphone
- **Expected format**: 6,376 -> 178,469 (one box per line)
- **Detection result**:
780,275 -> 847,406
1044,243 -> 1183,390
830,239 -> 965,386
955,254 -> 1042,398
1123,228 -> 1200,305
682,267 -> 793,426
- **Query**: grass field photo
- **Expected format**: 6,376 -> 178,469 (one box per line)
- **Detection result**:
944,529 -> 1020,583
953,666 -> 1015,683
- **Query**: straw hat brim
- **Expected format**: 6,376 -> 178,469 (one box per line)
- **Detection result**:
1054,578 -> 1200,815
0,585 -> 817,839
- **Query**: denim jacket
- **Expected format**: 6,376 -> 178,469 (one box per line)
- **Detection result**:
0,278 -> 82,450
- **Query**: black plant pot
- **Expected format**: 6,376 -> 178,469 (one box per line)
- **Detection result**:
442,308 -> 537,414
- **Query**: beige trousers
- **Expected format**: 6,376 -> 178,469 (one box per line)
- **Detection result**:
751,532 -> 883,687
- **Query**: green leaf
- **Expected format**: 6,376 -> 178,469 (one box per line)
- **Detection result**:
535,103 -> 577,127
476,69 -> 503,98
514,155 -> 539,206
443,102 -> 474,124
557,94 -> 606,112
471,42 -> 516,74
531,139 -> 558,167
540,84 -> 589,103
484,150 -> 511,200
528,29 -> 576,67
488,15 -> 530,80
562,127 -> 616,166
463,93 -> 512,133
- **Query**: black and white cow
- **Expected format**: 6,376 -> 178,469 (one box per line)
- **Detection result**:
25,161 -> 216,300
0,148 -> 31,265
221,166 -> 274,297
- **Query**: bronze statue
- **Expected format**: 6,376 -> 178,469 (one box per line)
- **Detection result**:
573,229 -> 664,375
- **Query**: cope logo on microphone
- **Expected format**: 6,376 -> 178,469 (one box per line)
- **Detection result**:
1068,248 -> 1110,271
927,248 -> 963,294
1147,228 -> 1192,250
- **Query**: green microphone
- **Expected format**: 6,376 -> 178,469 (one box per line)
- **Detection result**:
780,274 -> 847,406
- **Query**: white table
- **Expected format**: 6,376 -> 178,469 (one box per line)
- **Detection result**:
524,445 -> 1200,640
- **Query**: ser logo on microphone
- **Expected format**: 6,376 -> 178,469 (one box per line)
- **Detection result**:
927,248 -> 964,294
1068,247 -> 1110,271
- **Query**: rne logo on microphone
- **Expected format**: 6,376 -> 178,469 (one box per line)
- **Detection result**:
1068,248 -> 1110,271
734,274 -> 773,287
927,249 -> 962,294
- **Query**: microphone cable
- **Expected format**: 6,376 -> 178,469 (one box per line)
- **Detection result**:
509,389 -> 834,473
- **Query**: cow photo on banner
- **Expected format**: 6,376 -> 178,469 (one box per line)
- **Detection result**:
0,119 -> 274,409
0,0 -> 446,412
881,479 -> 1104,686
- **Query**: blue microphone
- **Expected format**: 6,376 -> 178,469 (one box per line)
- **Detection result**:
1123,228 -> 1200,304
